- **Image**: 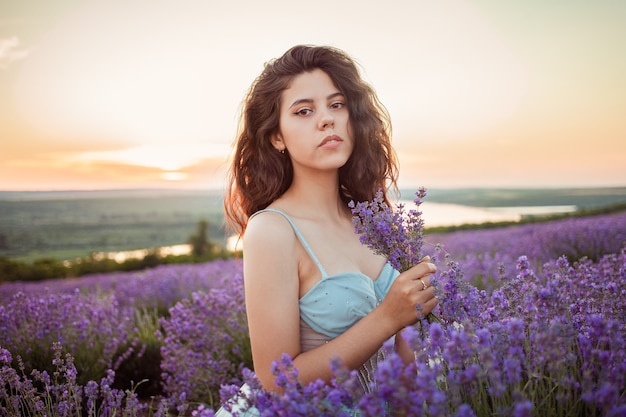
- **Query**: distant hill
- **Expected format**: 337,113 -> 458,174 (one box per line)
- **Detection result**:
1,187 -> 625,262
0,189 -> 226,262
400,187 -> 626,209
0,188 -> 224,201
3,186 -> 626,208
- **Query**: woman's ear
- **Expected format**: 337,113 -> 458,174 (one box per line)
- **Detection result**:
271,134 -> 286,153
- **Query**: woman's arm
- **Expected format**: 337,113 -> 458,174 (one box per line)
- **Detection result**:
291,261 -> 437,381
243,214 -> 437,391
243,213 -> 303,390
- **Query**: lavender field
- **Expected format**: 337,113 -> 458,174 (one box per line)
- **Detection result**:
1,211 -> 625,416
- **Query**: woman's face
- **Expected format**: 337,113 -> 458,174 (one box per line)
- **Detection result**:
274,69 -> 354,173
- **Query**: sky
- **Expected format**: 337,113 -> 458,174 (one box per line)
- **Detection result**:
0,0 -> 625,191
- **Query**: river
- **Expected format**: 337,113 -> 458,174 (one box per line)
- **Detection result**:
417,201 -> 576,227
100,203 -> 578,258
224,202 -> 577,252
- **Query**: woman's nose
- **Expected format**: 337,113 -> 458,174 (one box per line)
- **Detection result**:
318,109 -> 335,129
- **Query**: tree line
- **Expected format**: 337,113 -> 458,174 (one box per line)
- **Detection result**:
0,220 -> 234,284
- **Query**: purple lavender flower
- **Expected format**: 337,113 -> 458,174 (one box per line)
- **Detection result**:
454,404 -> 477,417
0,348 -> 12,365
158,272 -> 251,410
349,188 -> 444,329
0,343 -> 149,416
227,354 -> 357,417
349,188 -> 426,272
0,289 -> 134,385
1,212 -> 624,414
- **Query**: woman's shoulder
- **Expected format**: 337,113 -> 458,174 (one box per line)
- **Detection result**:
244,208 -> 297,249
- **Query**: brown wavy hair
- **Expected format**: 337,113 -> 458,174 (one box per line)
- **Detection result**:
224,45 -> 399,234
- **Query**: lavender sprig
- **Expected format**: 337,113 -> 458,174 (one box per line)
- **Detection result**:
349,188 -> 441,327
349,187 -> 427,273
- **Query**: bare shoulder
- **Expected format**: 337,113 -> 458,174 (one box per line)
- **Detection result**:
243,212 -> 297,259
244,210 -> 297,249
243,210 -> 299,293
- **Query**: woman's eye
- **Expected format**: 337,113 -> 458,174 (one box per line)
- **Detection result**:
330,102 -> 345,110
295,108 -> 313,116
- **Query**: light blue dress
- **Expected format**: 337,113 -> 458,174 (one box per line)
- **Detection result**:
216,209 -> 400,415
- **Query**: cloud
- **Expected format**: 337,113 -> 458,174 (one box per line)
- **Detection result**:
0,150 -> 230,191
72,143 -> 231,172
0,36 -> 29,69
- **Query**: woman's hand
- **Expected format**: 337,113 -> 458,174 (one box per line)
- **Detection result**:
378,256 -> 438,332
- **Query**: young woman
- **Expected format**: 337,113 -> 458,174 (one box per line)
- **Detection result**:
223,45 -> 438,400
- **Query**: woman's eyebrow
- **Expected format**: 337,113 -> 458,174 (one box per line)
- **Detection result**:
288,92 -> 344,109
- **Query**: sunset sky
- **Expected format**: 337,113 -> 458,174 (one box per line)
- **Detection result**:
1,0 -> 624,191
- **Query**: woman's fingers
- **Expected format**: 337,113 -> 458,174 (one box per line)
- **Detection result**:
416,294 -> 439,318
411,260 -> 436,281
383,259 -> 440,328
407,261 -> 438,315
396,261 -> 436,296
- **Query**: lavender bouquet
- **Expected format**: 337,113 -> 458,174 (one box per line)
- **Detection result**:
349,188 -> 441,325
349,188 -> 427,273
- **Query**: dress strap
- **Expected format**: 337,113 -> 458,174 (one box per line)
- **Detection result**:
250,208 -> 328,277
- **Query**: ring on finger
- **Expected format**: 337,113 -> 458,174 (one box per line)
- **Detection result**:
420,278 -> 428,291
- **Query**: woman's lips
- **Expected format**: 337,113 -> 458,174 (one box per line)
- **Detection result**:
319,134 -> 343,148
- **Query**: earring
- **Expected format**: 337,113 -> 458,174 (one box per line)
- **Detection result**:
279,148 -> 285,154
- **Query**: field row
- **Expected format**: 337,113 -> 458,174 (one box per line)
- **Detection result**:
1,211 -> 625,415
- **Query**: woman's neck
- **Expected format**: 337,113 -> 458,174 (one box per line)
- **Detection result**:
278,172 -> 348,221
